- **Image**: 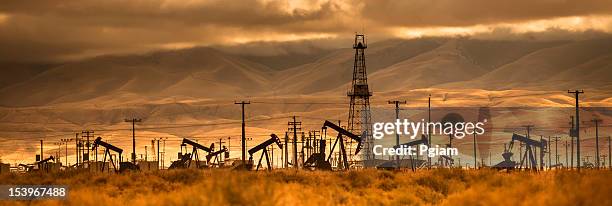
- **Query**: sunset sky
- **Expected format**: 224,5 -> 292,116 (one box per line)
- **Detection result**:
1,0 -> 612,63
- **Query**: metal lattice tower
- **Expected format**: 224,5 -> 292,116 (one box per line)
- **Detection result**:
347,34 -> 373,164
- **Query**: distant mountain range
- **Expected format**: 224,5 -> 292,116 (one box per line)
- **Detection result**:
1,37 -> 611,107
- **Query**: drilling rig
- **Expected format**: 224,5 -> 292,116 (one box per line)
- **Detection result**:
91,137 -> 133,173
248,134 -> 283,171
169,138 -> 214,169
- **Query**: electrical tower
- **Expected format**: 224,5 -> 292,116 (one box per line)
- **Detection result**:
347,34 -> 373,165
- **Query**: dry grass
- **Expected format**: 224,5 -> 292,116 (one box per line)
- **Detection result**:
1,169 -> 610,206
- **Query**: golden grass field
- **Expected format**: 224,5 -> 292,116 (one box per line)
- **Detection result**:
1,169 -> 611,206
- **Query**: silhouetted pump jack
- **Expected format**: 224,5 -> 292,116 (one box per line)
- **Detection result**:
92,137 -> 138,173
38,156 -> 56,172
170,138 -> 214,169
206,146 -> 228,167
304,139 -> 331,170
494,133 -> 546,171
390,135 -> 429,169
322,120 -> 362,170
248,134 -> 282,171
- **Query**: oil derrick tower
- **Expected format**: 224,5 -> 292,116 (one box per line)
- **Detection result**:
347,34 -> 373,165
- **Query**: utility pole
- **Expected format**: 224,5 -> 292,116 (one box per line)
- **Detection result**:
564,140 -> 568,169
388,100 -> 406,169
145,146 -> 148,161
157,139 -> 160,169
473,132 -> 477,170
591,118 -> 602,169
568,90 -> 583,171
288,116 -> 302,169
54,142 -> 62,164
284,132 -> 288,168
569,116 -> 575,169
548,136 -> 551,169
522,125 -> 534,169
608,136 -> 611,170
235,101 -> 250,163
81,130 -> 94,164
125,118 -> 142,164
40,140 -> 43,160
551,136 -> 560,166
61,138 -> 72,166
218,138 -> 226,151
428,94 -> 432,169
75,133 -> 79,167
162,137 -> 167,169
540,135 -> 544,170
227,137 -> 231,158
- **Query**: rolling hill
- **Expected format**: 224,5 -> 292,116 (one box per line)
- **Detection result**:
0,37 -> 611,107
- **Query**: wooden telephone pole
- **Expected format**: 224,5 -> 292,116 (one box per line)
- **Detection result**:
235,101 -> 250,163
125,118 -> 142,164
568,90 -> 583,170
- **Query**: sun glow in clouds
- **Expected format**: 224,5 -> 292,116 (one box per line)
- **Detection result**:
0,13 -> 9,24
394,15 -> 612,38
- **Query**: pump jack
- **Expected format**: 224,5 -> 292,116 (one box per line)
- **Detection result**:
37,156 -> 56,172
91,137 -> 138,172
393,135 -> 428,170
495,133 -> 546,171
169,138 -> 214,169
18,156 -> 56,173
248,134 -> 282,171
304,139 -> 332,170
207,146 -> 228,167
322,120 -> 362,170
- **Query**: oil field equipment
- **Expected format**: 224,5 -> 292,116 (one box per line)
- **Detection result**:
395,135 -> 429,169
206,146 -> 228,167
322,120 -> 362,170
92,137 -> 138,173
169,138 -> 214,169
25,156 -> 56,173
304,139 -> 332,170
494,133 -> 546,171
248,134 -> 282,171
492,142 -> 517,171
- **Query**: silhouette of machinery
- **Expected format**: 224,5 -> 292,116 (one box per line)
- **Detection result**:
207,146 -> 228,167
248,134 -> 282,171
392,135 -> 429,169
493,133 -> 546,171
92,137 -> 138,172
305,120 -> 362,170
18,156 -> 55,173
169,138 -> 214,169
304,139 -> 331,170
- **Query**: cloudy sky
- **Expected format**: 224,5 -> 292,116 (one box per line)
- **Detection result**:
1,0 -> 612,62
